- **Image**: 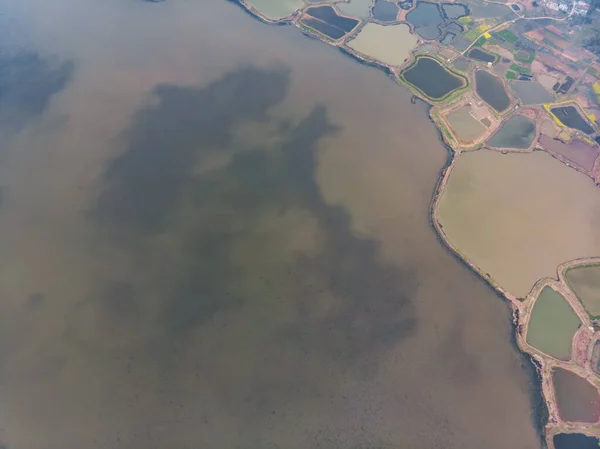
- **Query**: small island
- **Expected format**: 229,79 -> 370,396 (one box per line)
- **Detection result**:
233,0 -> 600,447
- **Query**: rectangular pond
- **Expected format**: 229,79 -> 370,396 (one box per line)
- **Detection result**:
526,286 -> 581,360
510,80 -> 553,105
245,0 -> 305,19
468,48 -> 495,63
538,134 -> 597,172
553,368 -> 600,423
446,105 -> 485,142
487,114 -> 535,149
475,70 -> 510,112
347,23 -> 417,66
554,433 -> 600,449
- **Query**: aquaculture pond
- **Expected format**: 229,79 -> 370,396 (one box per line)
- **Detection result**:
436,150 -> 600,298
446,105 -> 485,142
468,48 -> 495,63
538,134 -> 597,172
336,0 -> 373,19
487,115 -> 535,149
510,80 -> 553,105
302,6 -> 360,39
406,1 -> 444,40
593,341 -> 600,375
347,23 -> 417,66
565,264 -> 600,317
551,106 -> 595,135
441,2 -> 468,18
525,286 -> 581,360
475,70 -> 510,112
554,433 -> 600,449
245,0 -> 304,19
553,368 -> 600,423
402,57 -> 465,100
372,0 -> 399,21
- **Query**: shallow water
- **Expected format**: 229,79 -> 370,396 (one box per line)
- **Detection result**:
487,114 -> 536,149
565,264 -> 600,317
336,0 -> 373,19
442,3 -> 468,18
0,0 -> 541,448
538,134 -> 597,172
406,1 -> 444,39
245,0 -> 304,19
525,286 -> 581,360
510,81 -> 554,105
347,23 -> 417,66
446,105 -> 485,142
552,368 -> 600,422
437,150 -> 600,297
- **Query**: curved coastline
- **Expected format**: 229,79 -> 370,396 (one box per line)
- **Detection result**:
230,1 -> 600,447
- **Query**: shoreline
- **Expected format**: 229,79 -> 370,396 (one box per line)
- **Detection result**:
231,1 -> 600,447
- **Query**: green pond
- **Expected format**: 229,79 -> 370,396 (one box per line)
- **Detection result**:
487,114 -> 536,149
526,286 -> 581,360
566,264 -> 600,317
246,0 -> 305,19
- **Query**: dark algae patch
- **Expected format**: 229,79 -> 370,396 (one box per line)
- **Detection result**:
468,48 -> 495,63
551,106 -> 595,135
402,56 -> 465,100
552,368 -> 600,423
475,70 -> 510,112
554,433 -> 600,449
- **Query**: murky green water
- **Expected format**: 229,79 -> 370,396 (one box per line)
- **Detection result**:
0,0 -> 541,448
565,264 -> 600,317
526,286 -> 581,360
487,114 -> 536,149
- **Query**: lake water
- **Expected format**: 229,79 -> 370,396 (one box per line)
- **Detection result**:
525,286 -> 581,360
475,70 -> 511,112
0,0 -> 541,448
441,3 -> 468,18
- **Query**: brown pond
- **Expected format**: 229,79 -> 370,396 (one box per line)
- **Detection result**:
538,134 -> 598,172
553,368 -> 600,423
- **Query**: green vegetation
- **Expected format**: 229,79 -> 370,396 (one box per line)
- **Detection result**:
526,286 -> 581,360
515,51 -> 535,63
498,29 -> 518,43
505,70 -> 517,80
458,15 -> 472,24
464,29 -> 480,40
509,63 -> 531,74
474,36 -> 487,47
